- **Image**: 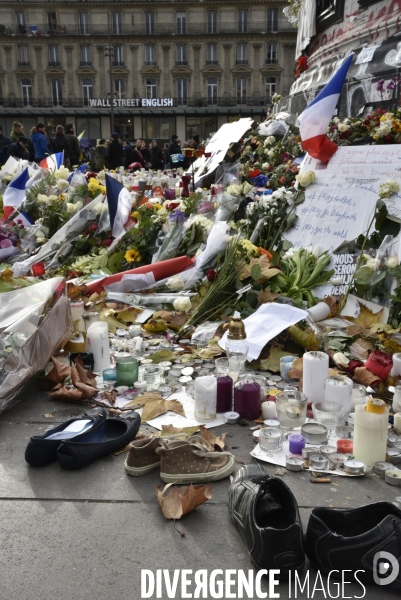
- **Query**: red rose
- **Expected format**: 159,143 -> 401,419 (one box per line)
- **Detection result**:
89,223 -> 98,232
206,268 -> 217,282
384,134 -> 394,143
166,202 -> 179,211
280,176 -> 286,183
103,238 -> 112,247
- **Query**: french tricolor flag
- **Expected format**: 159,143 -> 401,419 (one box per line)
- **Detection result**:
106,174 -> 134,239
39,152 -> 64,172
2,167 -> 30,220
299,54 -> 353,163
67,163 -> 86,184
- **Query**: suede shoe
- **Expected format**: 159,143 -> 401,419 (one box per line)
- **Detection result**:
228,464 -> 305,575
57,410 -> 140,469
124,433 -> 189,477
157,436 -> 235,484
306,502 -> 401,590
25,407 -> 107,467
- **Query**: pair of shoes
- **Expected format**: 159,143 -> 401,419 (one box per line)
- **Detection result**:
125,434 -> 235,483
229,464 -> 401,589
25,408 -> 140,469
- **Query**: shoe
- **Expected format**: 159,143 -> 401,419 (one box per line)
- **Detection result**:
57,410 -> 141,469
157,436 -> 235,484
306,502 -> 401,590
124,433 -> 188,477
25,407 -> 108,467
228,464 -> 305,574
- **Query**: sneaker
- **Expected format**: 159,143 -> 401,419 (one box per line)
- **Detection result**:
157,436 -> 235,484
124,433 -> 189,477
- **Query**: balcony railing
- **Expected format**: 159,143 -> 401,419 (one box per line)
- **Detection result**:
79,61 -> 92,66
236,59 -> 248,65
144,60 -> 156,66
17,61 -> 30,67
206,60 -> 218,65
175,60 -> 187,65
266,58 -> 278,64
48,61 -> 61,66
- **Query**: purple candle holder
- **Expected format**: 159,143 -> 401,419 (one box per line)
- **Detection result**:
216,375 -> 233,413
234,379 -> 261,420
288,434 -> 306,455
164,188 -> 176,200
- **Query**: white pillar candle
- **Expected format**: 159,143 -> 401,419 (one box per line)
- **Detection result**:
261,401 -> 277,420
393,385 -> 401,414
302,351 -> 329,404
391,352 -> 401,376
353,403 -> 389,466
70,300 -> 85,332
194,375 -> 217,422
86,322 -> 110,373
394,413 -> 401,433
307,302 -> 330,322
82,312 -> 100,332
324,375 -> 353,413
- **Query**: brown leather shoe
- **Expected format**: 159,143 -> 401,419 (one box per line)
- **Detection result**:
124,433 -> 189,477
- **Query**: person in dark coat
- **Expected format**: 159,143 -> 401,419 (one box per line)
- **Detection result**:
108,132 -> 123,169
190,134 -> 200,150
0,126 -> 12,166
91,139 -> 108,171
168,134 -> 184,169
65,123 -> 81,167
8,136 -> 29,160
123,142 -> 144,169
52,125 -> 71,167
150,140 -> 163,169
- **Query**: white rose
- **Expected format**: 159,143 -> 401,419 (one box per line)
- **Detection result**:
366,258 -> 381,271
338,123 -> 350,132
385,256 -> 399,268
226,184 -> 242,196
74,201 -> 83,211
268,150 -> 275,157
166,275 -> 185,292
95,202 -> 108,215
261,162 -> 270,170
37,194 -> 49,205
55,166 -> 70,180
48,195 -> 58,202
333,352 -> 350,368
57,179 -> 69,191
379,124 -> 391,135
173,297 -> 192,312
66,203 -> 76,214
264,136 -> 276,146
296,170 -> 316,187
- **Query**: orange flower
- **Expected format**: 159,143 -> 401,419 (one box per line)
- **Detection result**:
258,247 -> 273,259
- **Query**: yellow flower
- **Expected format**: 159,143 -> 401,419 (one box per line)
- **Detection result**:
392,119 -> 401,133
125,248 -> 142,263
99,184 -> 106,194
373,134 -> 380,140
131,210 -> 138,219
59,193 -> 66,202
154,203 -> 163,211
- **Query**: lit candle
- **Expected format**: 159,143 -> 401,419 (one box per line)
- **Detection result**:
303,351 -> 329,404
353,403 -> 389,466
324,375 -> 353,413
216,375 -> 233,413
86,322 -> 110,373
261,401 -> 277,420
194,375 -> 217,421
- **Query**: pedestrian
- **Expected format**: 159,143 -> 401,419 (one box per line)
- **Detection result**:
150,139 -> 163,170
10,121 -> 25,143
108,132 -> 123,169
91,138 -> 108,171
31,122 -> 49,163
123,141 -> 142,169
52,125 -> 71,167
190,134 -> 200,149
27,126 -> 36,162
136,138 -> 151,167
65,123 -> 81,167
8,136 -> 29,160
0,125 -> 11,166
163,142 -> 170,169
168,134 -> 184,169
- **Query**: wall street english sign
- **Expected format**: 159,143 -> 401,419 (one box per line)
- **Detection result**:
88,98 -> 174,107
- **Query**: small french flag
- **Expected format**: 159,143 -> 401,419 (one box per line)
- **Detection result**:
2,167 -> 30,220
29,25 -> 40,36
67,163 -> 86,184
106,174 -> 134,239
299,54 -> 353,163
39,152 -> 64,172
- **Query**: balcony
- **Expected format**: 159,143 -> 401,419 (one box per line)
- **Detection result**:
17,61 -> 30,67
175,60 -> 187,66
206,60 -> 218,65
48,61 -> 61,66
79,61 -> 92,66
236,59 -> 248,65
266,58 -> 278,64
112,61 -> 124,66
144,60 -> 156,66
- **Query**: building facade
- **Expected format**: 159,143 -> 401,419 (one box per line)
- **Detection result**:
0,0 -> 296,144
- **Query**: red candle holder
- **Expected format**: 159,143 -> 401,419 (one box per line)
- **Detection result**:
195,147 -> 205,158
204,151 -> 212,158
365,349 -> 393,381
32,262 -> 45,277
337,439 -> 353,454
184,149 -> 194,158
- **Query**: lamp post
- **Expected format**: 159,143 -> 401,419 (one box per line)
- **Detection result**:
104,9 -> 115,134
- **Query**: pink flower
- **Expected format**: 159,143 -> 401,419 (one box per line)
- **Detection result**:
376,79 -> 385,92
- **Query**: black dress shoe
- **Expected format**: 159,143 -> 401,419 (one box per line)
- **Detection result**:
25,407 -> 108,467
228,464 -> 305,574
306,502 -> 401,590
57,411 -> 141,469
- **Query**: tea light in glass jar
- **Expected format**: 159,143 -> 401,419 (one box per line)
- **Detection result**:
259,427 -> 283,453
343,460 -> 365,475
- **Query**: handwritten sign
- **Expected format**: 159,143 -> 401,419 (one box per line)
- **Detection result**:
285,145 -> 401,253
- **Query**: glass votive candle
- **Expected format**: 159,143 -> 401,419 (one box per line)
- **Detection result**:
276,390 -> 308,429
215,357 -> 230,374
280,355 -> 297,383
259,427 -> 283,453
103,367 -> 117,381
116,356 -> 138,387
141,364 -> 164,390
32,262 -> 45,276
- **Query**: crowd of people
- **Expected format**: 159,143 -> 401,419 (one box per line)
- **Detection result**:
0,121 -> 202,172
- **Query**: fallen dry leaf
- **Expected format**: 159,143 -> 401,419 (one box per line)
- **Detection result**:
44,358 -> 71,385
349,338 -> 374,361
261,347 -> 293,372
113,306 -> 143,323
288,326 -> 320,350
161,424 -> 199,437
104,390 -> 117,404
156,483 -> 212,519
142,398 -> 185,423
67,283 -> 88,300
348,302 -> 383,329
199,425 -> 227,450
257,289 -> 281,305
353,367 -> 380,387
43,413 -> 54,418
49,386 -> 86,403
71,363 -> 98,399
323,295 -> 338,312
239,255 -> 280,283
153,310 -> 188,330
147,349 -> 177,364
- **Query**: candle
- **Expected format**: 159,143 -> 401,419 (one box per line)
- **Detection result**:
69,300 -> 85,332
86,322 -> 110,373
307,302 -> 330,322
288,433 -> 305,455
194,375 -> 217,421
259,428 -> 283,452
280,355 -> 296,383
324,375 -> 353,413
234,378 -> 261,420
261,401 -> 277,420
351,384 -> 366,409
364,349 -> 393,381
216,375 -> 233,413
391,352 -> 401,376
393,385 -> 401,414
343,460 -> 365,475
224,411 -> 240,424
394,413 -> 401,433
32,262 -> 45,277
337,439 -> 354,454
116,356 -> 138,387
353,402 -> 389,466
303,351 -> 329,404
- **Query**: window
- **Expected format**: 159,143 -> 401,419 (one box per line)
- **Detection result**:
21,79 -> 31,106
265,77 -> 276,99
112,13 -> 122,35
207,10 -> 217,34
80,46 -> 91,66
114,117 -> 134,141
51,79 -> 63,106
18,45 -> 29,66
176,44 -> 187,66
177,79 -> 188,106
266,43 -> 277,64
236,43 -> 248,64
47,12 -> 57,30
206,78 -> 218,106
145,12 -> 154,35
76,117 -> 101,145
236,78 -> 247,104
15,12 -> 26,34
267,8 -> 278,32
238,10 -> 248,33
49,46 -> 60,66
142,116 -> 176,141
113,45 -> 124,66
146,78 -> 157,99
82,79 -> 93,105
114,79 -> 125,99
144,44 -> 155,65
176,12 -> 186,34
79,13 -> 89,35
186,116 -> 217,141
206,43 -> 218,65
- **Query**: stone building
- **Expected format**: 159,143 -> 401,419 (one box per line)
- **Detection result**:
0,0 -> 296,144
